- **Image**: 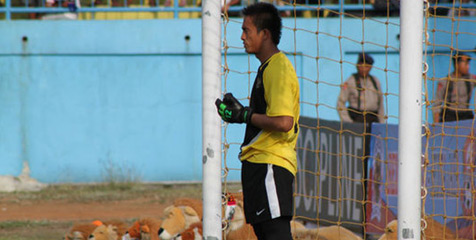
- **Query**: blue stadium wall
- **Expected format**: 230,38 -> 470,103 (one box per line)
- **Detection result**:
0,17 -> 474,183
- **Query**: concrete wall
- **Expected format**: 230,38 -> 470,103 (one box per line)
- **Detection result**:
0,17 -> 474,183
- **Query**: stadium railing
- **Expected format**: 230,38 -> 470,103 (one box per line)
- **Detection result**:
1,0 -> 475,20
2,0 -> 469,20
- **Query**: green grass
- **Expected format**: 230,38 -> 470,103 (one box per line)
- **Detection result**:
0,182 -> 203,203
0,220 -> 72,240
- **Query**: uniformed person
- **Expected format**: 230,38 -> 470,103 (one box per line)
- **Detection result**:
433,53 -> 476,123
337,53 -> 385,124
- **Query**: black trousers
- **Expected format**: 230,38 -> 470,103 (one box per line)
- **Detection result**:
440,109 -> 474,122
348,108 -> 379,124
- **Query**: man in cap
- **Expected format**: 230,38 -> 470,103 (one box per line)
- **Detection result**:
434,52 -> 476,122
337,52 -> 385,124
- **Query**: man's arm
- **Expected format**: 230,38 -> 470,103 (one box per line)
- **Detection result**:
375,77 -> 385,123
251,114 -> 294,132
337,81 -> 353,123
433,79 -> 446,123
222,0 -> 240,12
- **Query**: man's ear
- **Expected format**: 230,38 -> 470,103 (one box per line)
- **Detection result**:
262,28 -> 272,41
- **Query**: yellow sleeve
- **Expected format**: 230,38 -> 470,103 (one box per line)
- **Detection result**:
262,59 -> 297,117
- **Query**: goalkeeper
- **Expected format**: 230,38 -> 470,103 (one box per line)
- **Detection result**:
215,3 -> 300,240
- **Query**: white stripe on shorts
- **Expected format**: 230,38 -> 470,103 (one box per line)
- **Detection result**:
265,164 -> 281,219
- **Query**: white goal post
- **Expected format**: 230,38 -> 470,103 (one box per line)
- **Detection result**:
201,0 -> 222,239
398,0 -> 424,240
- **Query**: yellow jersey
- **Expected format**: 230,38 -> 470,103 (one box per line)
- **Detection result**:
239,52 -> 300,175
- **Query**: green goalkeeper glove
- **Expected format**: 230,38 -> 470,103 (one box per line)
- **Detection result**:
215,93 -> 253,124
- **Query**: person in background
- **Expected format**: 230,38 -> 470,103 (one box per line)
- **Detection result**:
195,0 -> 241,16
371,0 -> 400,16
222,0 -> 241,13
337,52 -> 385,124
42,0 -> 80,19
447,0 -> 476,17
433,52 -> 476,123
215,3 -> 299,240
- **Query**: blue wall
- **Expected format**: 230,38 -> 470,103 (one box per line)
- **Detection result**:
0,17 -> 474,183
0,20 -> 203,183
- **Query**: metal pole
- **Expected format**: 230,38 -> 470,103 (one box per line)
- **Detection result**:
173,0 -> 178,19
398,0 -> 423,240
6,0 -> 11,20
202,0 -> 222,239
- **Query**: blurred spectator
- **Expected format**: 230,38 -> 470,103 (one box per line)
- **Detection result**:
337,53 -> 385,124
196,0 -> 241,16
433,53 -> 476,123
294,0 -> 325,18
426,0 -> 449,16
222,0 -> 241,14
18,0 -> 42,19
41,0 -> 79,19
371,0 -> 399,16
447,0 -> 476,17
164,0 -> 186,7
261,0 -> 291,17
147,0 -> 185,7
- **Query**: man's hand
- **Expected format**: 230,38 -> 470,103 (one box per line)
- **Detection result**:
215,93 -> 253,124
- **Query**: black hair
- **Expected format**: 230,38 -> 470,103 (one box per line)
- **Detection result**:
242,2 -> 282,45
357,52 -> 374,65
452,52 -> 471,66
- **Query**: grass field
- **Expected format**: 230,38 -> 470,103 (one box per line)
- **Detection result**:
0,220 -> 74,240
0,182 -> 214,240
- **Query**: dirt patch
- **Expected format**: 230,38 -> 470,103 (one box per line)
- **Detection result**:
0,198 -> 168,222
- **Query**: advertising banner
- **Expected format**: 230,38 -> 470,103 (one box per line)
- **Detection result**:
366,120 -> 476,237
365,123 -> 398,234
295,117 -> 366,231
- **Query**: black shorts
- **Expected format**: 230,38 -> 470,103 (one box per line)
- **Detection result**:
241,160 -> 294,224
252,216 -> 293,240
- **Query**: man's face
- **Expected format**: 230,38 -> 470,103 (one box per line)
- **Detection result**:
241,16 -> 265,54
357,63 -> 372,77
456,55 -> 471,76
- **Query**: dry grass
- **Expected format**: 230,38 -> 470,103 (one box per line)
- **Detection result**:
0,220 -> 72,240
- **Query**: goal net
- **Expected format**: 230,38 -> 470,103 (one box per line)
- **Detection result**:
215,0 -> 476,239
421,1 -> 476,239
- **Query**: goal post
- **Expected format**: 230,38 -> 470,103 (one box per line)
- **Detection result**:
201,0 -> 222,239
398,0 -> 424,240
